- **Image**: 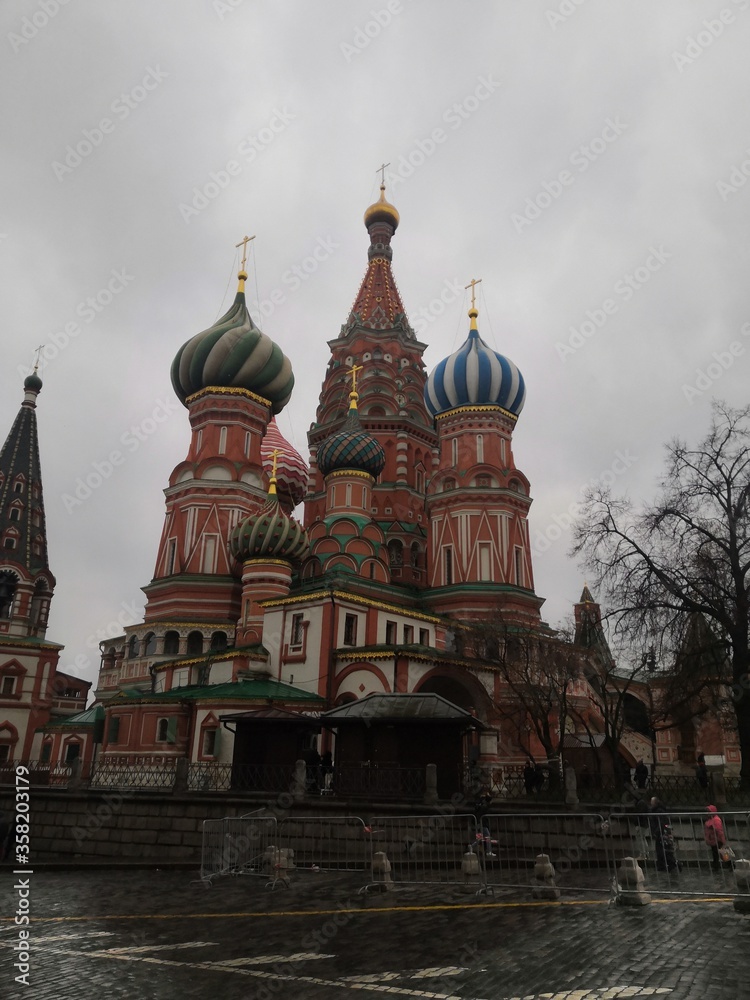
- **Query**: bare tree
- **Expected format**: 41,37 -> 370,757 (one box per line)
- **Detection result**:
572,401 -> 750,786
465,620 -> 580,777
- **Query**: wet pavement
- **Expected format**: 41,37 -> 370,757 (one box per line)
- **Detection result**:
1,866 -> 749,1000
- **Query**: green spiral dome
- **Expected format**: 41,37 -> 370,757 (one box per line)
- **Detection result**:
229,495 -> 309,562
171,290 -> 294,413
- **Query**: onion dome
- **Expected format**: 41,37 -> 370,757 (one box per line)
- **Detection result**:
364,183 -> 400,231
24,372 -> 43,393
424,307 -> 526,419
317,386 -> 386,478
261,417 -> 308,507
171,270 -> 294,413
229,486 -> 309,563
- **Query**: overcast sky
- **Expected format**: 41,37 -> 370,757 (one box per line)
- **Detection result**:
2,0 -> 749,692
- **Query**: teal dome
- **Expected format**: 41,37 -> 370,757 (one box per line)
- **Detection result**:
317,402 -> 385,478
171,288 -> 294,413
230,495 -> 309,562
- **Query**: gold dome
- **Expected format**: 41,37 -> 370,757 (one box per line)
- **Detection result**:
364,184 -> 400,230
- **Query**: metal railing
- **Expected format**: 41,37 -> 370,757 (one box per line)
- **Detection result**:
89,759 -> 177,789
0,760 -> 76,787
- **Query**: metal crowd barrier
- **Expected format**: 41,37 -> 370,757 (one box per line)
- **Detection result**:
366,813 -> 486,894
605,809 -> 750,899
275,815 -> 372,886
199,811 -> 279,885
480,812 -> 611,895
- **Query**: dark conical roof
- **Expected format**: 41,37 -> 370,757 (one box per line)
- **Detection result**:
0,375 -> 51,577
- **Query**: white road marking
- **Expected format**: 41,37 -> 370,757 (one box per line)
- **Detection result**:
215,952 -> 335,967
505,989 -> 673,999
2,932 -> 115,944
105,941 -> 215,954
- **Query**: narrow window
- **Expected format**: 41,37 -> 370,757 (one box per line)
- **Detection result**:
451,438 -> 458,468
444,547 -> 453,586
202,729 -> 218,756
419,628 -> 429,646
403,625 -> 414,644
196,429 -> 203,451
157,718 -> 169,742
218,426 -> 227,454
385,620 -> 397,644
500,437 -> 507,464
166,539 -> 176,575
476,434 -> 484,464
514,546 -> 523,586
64,743 -> 81,762
478,542 -> 492,581
202,536 -> 217,573
9,509 -> 20,522
344,614 -> 358,646
1,676 -> 15,695
290,614 -> 304,646
163,631 -> 179,656
109,716 -> 121,744
40,741 -> 52,763
244,431 -> 251,458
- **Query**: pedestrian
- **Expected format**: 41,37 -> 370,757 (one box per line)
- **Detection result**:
523,760 -> 535,796
704,804 -> 727,868
634,759 -> 649,790
320,750 -> 333,792
695,753 -> 709,799
473,787 -> 495,857
649,796 -> 679,873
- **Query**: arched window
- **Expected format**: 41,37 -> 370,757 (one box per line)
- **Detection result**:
31,579 -> 50,628
9,508 -> 20,522
127,635 -> 138,659
144,632 -> 157,656
40,740 -> 53,763
187,631 -> 203,655
410,542 -> 420,568
210,631 -> 228,651
0,572 -> 17,619
476,434 -> 484,464
387,540 -> 403,567
157,718 -> 169,742
163,631 -> 180,655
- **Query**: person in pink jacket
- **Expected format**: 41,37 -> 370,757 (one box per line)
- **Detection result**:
704,804 -> 726,867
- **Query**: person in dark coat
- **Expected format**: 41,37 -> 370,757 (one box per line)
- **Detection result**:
634,759 -> 649,789
523,761 -> 536,795
649,796 -> 678,873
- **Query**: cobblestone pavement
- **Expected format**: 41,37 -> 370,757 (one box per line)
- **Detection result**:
1,867 -> 749,1000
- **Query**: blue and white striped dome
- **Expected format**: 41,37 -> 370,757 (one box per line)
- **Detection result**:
424,311 -> 526,419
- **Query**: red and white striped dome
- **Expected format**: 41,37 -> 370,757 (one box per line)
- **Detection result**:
261,418 -> 308,509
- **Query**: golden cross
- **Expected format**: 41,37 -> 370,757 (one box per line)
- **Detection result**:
269,447 -> 283,479
33,344 -> 44,372
235,234 -> 256,270
465,278 -> 482,310
376,162 -> 390,185
346,363 -> 364,393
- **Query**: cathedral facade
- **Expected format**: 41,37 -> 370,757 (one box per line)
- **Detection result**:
14,185 -> 738,784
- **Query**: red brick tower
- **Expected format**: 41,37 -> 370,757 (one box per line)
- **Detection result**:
305,184 -> 438,587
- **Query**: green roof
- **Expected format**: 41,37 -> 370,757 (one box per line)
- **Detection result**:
40,703 -> 104,730
105,677 -> 323,706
